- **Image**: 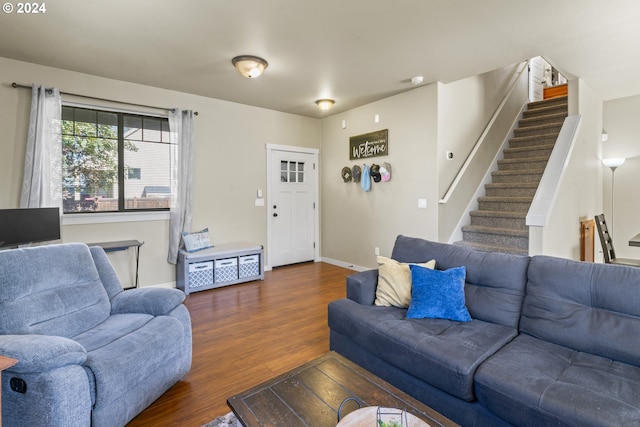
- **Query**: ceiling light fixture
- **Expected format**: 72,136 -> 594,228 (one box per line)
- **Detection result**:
231,55 -> 268,78
315,99 -> 335,111
411,75 -> 424,85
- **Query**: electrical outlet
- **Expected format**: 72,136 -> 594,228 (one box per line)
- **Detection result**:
418,199 -> 427,209
446,151 -> 454,160
374,247 -> 380,256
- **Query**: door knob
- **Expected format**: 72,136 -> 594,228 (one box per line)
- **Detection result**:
273,205 -> 277,209
273,213 -> 278,217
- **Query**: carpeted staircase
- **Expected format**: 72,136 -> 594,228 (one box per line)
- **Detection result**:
457,96 -> 568,255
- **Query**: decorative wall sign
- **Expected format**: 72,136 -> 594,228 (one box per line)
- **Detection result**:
349,129 -> 388,160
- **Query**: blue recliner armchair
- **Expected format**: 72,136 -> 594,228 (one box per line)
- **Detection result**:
0,243 -> 192,427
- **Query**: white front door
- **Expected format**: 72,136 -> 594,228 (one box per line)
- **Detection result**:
268,148 -> 317,267
529,56 -> 545,102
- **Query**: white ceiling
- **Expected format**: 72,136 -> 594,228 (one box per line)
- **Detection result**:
1,0 -> 639,118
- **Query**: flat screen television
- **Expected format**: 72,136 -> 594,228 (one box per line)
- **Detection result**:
0,207 -> 61,249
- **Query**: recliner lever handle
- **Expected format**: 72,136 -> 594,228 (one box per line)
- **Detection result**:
10,377 -> 27,393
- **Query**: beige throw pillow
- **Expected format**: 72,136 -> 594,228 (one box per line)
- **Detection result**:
374,256 -> 436,308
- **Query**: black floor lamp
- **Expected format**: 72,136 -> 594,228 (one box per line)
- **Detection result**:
602,157 -> 626,239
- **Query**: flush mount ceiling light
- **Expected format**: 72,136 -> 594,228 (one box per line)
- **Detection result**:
315,99 -> 335,111
231,55 -> 268,78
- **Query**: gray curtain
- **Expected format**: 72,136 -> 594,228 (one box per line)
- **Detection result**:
167,109 -> 195,264
20,84 -> 62,209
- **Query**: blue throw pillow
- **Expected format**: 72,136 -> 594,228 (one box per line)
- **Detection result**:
407,264 -> 471,322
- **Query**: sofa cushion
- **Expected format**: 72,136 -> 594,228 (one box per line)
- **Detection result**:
475,334 -> 640,426
407,265 -> 470,322
74,313 -> 186,411
0,243 -> 111,338
391,235 -> 529,328
110,287 -> 186,316
72,313 -> 155,353
328,298 -> 517,401
375,255 -> 435,308
523,256 -> 640,367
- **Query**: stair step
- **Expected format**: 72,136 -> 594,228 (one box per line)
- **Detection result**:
497,156 -> 548,171
523,103 -> 568,119
509,133 -> 560,148
470,210 -> 527,229
518,112 -> 568,128
503,144 -> 554,160
453,240 -> 528,256
527,96 -> 568,110
461,225 -> 528,237
461,225 -> 529,249
485,182 -> 538,198
491,169 -> 543,183
477,196 -> 533,212
514,122 -> 563,138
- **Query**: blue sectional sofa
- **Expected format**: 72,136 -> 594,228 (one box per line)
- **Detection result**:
328,235 -> 640,426
0,243 -> 192,427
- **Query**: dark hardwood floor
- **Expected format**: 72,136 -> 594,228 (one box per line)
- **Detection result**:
126,261 -> 352,427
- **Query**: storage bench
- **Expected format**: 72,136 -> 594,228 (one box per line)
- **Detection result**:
176,242 -> 264,294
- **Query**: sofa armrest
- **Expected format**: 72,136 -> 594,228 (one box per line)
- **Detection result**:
110,287 -> 186,316
346,269 -> 379,305
0,335 -> 86,373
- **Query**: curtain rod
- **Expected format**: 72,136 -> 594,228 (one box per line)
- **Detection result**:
11,82 -> 198,116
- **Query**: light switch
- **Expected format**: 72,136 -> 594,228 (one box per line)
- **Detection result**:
418,199 -> 427,209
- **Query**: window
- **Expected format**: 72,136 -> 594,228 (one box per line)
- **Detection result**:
61,106 -> 172,213
127,168 -> 141,180
280,160 -> 305,183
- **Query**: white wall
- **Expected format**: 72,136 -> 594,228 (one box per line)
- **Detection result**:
602,94 -> 640,260
320,85 -> 438,269
438,63 -> 528,241
0,56 -> 321,287
437,63 -> 522,198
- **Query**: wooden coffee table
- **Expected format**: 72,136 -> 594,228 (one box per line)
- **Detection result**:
227,352 -> 459,427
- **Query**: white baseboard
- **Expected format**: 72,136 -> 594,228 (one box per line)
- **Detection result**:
320,257 -> 370,272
